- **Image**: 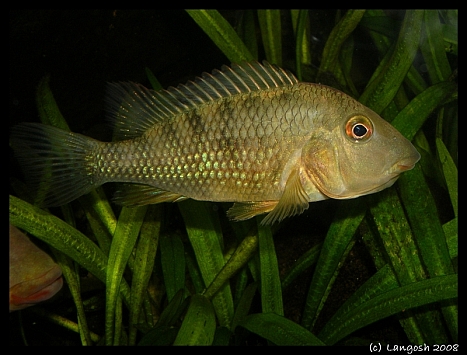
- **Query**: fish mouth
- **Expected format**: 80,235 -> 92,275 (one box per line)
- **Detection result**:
389,152 -> 421,174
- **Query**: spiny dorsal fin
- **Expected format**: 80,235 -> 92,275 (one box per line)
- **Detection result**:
106,61 -> 299,140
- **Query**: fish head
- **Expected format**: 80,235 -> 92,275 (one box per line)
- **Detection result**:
9,225 -> 63,312
302,105 -> 420,200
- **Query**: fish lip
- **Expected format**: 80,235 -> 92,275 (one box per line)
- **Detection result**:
389,153 -> 421,174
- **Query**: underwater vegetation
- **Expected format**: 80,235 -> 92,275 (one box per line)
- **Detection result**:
9,10 -> 457,346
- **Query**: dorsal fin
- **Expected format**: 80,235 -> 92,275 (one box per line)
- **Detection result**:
106,61 -> 299,140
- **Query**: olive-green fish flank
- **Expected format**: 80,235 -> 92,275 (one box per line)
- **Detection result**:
10,62 -> 420,224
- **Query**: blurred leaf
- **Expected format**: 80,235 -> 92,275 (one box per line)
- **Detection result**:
436,138 -> 458,218
186,10 -> 255,63
391,81 -> 457,140
421,10 -> 452,84
257,219 -> 283,315
302,199 -> 365,330
10,195 -> 108,284
239,313 -> 325,345
105,206 -> 147,345
128,205 -> 162,345
318,10 -> 365,83
399,165 -> 458,341
36,75 -> 69,130
160,232 -> 186,302
359,10 -> 424,113
257,10 -> 282,66
173,295 -> 216,345
203,231 -> 258,300
179,200 -> 234,328
320,275 -> 457,345
318,264 -> 398,341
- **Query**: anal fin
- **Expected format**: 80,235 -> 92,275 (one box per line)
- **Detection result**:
113,184 -> 187,206
227,201 -> 278,221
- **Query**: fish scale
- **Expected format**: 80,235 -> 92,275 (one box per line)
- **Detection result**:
95,89 -> 294,201
10,61 -> 420,224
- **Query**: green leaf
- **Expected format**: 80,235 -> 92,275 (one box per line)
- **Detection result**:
318,264 -> 398,342
9,195 -> 108,283
257,10 -> 282,66
128,205 -> 162,345
281,242 -> 322,291
105,206 -> 147,345
257,219 -> 283,316
179,200 -> 234,328
320,274 -> 457,345
318,10 -> 365,83
160,232 -> 186,302
186,10 -> 255,63
436,138 -> 458,218
203,231 -> 258,300
157,288 -> 190,328
398,165 -> 458,341
359,10 -> 424,113
421,10 -> 452,84
35,75 -> 69,130
173,294 -> 216,345
301,199 -> 365,330
391,81 -> 457,140
239,313 -> 325,345
291,9 -> 311,81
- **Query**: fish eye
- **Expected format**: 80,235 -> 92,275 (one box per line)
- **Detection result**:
345,115 -> 373,142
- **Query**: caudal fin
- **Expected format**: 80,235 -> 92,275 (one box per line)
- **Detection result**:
10,123 -> 101,207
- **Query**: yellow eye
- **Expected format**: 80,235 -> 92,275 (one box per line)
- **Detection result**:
345,115 -> 373,142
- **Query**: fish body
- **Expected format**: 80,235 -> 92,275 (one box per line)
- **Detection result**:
9,225 -> 63,311
11,62 -> 420,224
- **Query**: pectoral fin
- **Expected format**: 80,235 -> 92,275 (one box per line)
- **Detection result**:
226,169 -> 310,225
260,169 -> 310,225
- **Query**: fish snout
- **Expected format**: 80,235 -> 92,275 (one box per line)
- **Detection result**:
391,150 -> 421,173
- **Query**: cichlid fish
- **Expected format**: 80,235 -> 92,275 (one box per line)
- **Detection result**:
9,225 -> 63,311
11,62 -> 420,224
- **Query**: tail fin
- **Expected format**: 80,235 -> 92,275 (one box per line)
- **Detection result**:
10,123 -> 101,207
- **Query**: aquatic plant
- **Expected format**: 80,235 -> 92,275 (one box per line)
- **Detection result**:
10,9 -> 457,345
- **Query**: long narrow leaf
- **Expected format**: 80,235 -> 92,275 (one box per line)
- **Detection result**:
105,206 -> 147,345
359,10 -> 424,113
391,81 -> 457,140
398,165 -> 458,341
173,295 -> 216,345
318,10 -> 365,82
128,204 -> 162,345
239,313 -> 325,346
257,220 -> 283,315
301,199 -> 365,330
436,138 -> 458,218
179,200 -> 234,328
186,9 -> 255,63
9,195 -> 108,282
203,232 -> 258,300
421,10 -> 452,84
257,10 -> 282,66
321,274 -> 457,345
160,232 -> 186,302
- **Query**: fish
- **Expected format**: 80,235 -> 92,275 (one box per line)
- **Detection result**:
9,224 -> 63,311
10,61 -> 420,225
